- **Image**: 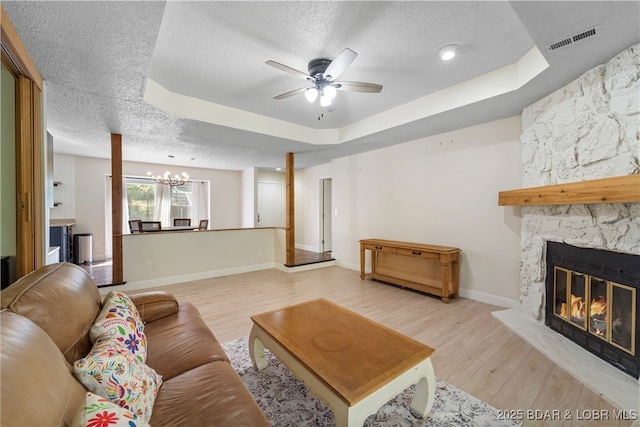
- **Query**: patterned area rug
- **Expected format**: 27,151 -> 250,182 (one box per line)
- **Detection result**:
222,337 -> 519,427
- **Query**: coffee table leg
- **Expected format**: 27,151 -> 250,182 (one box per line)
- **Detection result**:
249,325 -> 268,371
409,358 -> 436,418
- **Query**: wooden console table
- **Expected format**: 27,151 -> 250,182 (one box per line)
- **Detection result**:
360,239 -> 461,303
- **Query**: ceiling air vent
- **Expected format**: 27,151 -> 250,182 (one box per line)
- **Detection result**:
572,28 -> 596,42
549,38 -> 572,51
548,27 -> 597,51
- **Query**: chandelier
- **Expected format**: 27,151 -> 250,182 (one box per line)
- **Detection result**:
147,170 -> 189,186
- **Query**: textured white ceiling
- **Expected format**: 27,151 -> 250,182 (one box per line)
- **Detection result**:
3,1 -> 639,171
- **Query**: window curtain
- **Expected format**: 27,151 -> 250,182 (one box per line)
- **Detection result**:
154,184 -> 171,228
191,181 -> 209,227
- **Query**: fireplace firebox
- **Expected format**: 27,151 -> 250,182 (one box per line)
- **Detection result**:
545,242 -> 639,379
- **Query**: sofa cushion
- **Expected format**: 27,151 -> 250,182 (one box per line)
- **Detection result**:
129,291 -> 179,323
73,392 -> 150,427
149,361 -> 270,426
1,311 -> 87,426
91,291 -> 147,362
143,302 -> 229,380
0,263 -> 102,365
74,337 -> 162,423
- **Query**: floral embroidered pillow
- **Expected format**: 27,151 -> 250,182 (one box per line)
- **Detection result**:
73,392 -> 150,427
74,338 -> 162,423
90,291 -> 147,362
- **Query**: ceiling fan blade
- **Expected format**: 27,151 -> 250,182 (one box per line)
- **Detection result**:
324,48 -> 357,81
336,81 -> 383,93
266,60 -> 312,81
273,87 -> 309,100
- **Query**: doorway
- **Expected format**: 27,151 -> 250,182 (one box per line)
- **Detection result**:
319,178 -> 332,253
257,181 -> 284,227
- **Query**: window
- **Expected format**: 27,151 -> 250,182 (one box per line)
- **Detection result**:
126,179 -> 156,221
170,183 -> 193,220
125,178 -> 195,226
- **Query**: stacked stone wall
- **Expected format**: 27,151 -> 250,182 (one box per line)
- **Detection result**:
520,44 -> 640,320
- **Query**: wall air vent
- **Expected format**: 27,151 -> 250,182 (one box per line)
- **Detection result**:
548,27 -> 597,51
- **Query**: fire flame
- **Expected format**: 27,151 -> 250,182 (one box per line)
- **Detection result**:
559,294 -> 608,336
591,296 -> 607,316
571,295 -> 585,321
590,295 -> 607,336
559,294 -> 586,321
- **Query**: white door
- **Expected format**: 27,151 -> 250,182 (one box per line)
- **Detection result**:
320,178 -> 332,252
257,182 -> 284,227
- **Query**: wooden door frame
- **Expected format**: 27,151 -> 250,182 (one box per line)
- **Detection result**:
2,5 -> 45,277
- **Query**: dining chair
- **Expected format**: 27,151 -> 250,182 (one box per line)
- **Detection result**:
173,218 -> 191,226
128,220 -> 143,234
141,221 -> 162,232
198,219 -> 209,230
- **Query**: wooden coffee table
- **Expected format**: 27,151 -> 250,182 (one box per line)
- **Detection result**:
249,299 -> 436,426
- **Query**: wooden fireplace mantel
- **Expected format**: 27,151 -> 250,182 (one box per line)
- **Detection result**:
498,175 -> 640,206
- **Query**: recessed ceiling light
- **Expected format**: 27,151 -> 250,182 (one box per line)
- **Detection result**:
437,44 -> 458,61
275,167 -> 282,171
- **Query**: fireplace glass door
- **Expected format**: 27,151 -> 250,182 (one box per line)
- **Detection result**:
554,266 -> 636,357
611,283 -> 635,355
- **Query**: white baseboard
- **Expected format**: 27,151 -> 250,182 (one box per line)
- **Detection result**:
458,289 -> 520,309
111,263 -> 275,294
336,260 -> 360,271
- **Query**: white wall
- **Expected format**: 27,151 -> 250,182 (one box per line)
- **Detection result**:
330,115 -> 524,305
50,154 -> 76,219
241,167 -> 256,227
295,163 -> 332,252
51,154 -> 243,261
51,116 -> 523,306
122,228 -> 276,292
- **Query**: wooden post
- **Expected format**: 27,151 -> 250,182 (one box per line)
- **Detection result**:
111,133 -> 124,285
285,153 -> 295,266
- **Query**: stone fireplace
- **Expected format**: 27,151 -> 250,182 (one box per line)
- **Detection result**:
493,44 -> 639,409
516,42 -> 640,376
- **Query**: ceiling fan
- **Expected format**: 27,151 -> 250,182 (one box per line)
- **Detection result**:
266,48 -> 383,107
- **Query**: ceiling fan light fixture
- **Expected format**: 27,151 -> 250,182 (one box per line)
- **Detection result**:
438,44 -> 458,61
320,94 -> 332,107
323,84 -> 337,101
305,87 -> 318,102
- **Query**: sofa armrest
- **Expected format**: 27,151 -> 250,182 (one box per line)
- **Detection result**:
128,291 -> 179,323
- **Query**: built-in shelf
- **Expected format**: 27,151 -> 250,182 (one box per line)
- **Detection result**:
498,175 -> 640,206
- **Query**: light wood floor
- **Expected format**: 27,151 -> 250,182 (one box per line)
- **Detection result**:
143,266 -> 632,427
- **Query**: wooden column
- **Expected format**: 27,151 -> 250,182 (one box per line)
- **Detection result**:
285,152 -> 295,266
111,133 -> 124,285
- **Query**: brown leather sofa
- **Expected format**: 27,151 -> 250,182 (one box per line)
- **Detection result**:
1,262 -> 269,426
